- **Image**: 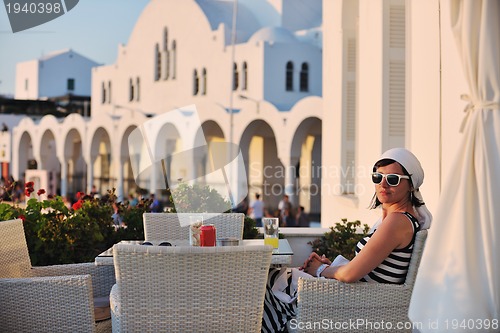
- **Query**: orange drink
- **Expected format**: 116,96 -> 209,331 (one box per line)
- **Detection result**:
263,217 -> 279,249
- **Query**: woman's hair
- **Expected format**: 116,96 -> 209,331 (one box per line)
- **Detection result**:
372,158 -> 425,208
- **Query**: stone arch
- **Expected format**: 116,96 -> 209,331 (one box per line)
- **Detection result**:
64,128 -> 86,198
152,122 -> 181,194
121,125 -> 139,197
18,131 -> 34,182
39,130 -> 60,195
291,117 -> 322,220
240,119 -> 283,213
89,127 -> 112,195
190,120 -> 227,192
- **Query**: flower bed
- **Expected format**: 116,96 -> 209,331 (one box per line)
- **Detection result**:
0,182 -> 259,265
0,182 -> 149,265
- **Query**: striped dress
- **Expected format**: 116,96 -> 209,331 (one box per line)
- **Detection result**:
261,212 -> 420,332
355,211 -> 420,284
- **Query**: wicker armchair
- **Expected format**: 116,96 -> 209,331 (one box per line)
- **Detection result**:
143,212 -> 245,241
0,219 -> 116,333
293,230 -> 428,333
110,243 -> 272,332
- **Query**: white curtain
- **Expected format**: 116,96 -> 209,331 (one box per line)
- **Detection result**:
409,0 -> 500,331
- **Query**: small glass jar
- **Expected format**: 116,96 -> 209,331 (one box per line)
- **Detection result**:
189,215 -> 203,246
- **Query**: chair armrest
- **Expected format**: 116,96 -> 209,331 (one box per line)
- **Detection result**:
294,277 -> 413,332
0,275 -> 96,333
31,262 -> 115,298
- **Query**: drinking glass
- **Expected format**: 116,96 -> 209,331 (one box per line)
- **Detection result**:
189,215 -> 203,246
263,217 -> 279,249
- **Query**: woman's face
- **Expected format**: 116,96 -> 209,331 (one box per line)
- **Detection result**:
375,162 -> 412,206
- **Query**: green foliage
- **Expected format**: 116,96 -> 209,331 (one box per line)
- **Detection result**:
308,219 -> 370,260
0,202 -> 21,220
0,184 -> 149,265
116,204 -> 147,240
243,216 -> 260,239
169,183 -> 232,213
0,180 -> 262,265
169,183 -> 259,239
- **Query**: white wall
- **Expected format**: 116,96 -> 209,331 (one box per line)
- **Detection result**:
15,51 -> 98,100
39,51 -> 99,98
263,42 -> 322,110
15,60 -> 38,99
321,0 -> 468,227
407,0 -> 442,216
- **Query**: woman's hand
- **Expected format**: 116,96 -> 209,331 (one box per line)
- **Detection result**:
300,252 -> 331,270
301,252 -> 332,276
303,257 -> 324,276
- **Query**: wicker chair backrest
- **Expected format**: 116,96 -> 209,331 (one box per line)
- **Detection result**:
0,219 -> 32,278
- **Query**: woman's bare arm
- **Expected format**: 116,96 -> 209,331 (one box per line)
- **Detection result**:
321,213 -> 414,282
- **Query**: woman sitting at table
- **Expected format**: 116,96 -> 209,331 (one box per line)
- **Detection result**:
261,148 -> 432,333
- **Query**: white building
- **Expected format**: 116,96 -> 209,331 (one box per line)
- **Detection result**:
15,49 -> 100,100
8,0 -> 468,227
321,0 -> 466,225
10,0 -> 323,219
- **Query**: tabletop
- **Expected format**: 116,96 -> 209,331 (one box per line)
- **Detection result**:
95,239 -> 293,266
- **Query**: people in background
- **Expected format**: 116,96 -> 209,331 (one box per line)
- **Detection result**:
111,202 -> 123,229
90,185 -> 99,198
295,206 -> 310,227
248,193 -> 264,227
277,194 -> 292,226
128,193 -> 138,207
149,193 -> 162,212
282,207 -> 295,227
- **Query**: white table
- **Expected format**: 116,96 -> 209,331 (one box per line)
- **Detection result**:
95,239 -> 293,266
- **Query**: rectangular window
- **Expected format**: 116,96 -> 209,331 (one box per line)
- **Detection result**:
25,79 -> 28,91
67,78 -> 75,91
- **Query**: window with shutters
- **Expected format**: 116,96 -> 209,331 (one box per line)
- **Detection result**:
154,43 -> 161,81
193,69 -> 199,95
67,78 -> 75,91
299,63 -> 309,92
286,61 -> 294,91
242,62 -> 248,90
129,78 -> 134,101
101,82 -> 106,104
233,63 -> 239,91
343,37 -> 357,194
108,81 -> 112,104
172,40 -> 177,79
163,28 -> 170,80
201,68 -> 207,95
387,3 -> 406,147
136,77 -> 140,101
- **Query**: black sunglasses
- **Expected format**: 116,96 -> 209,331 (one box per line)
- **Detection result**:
141,241 -> 171,246
371,172 -> 410,187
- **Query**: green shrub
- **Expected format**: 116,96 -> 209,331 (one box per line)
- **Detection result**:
0,182 -> 149,265
169,183 -> 232,213
308,219 -> 370,260
169,183 -> 259,239
115,203 -> 148,241
0,181 -> 260,265
243,216 -> 260,239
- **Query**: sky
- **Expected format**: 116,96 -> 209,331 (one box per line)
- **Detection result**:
0,0 -> 151,97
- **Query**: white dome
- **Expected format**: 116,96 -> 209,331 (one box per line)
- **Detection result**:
249,26 -> 297,44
